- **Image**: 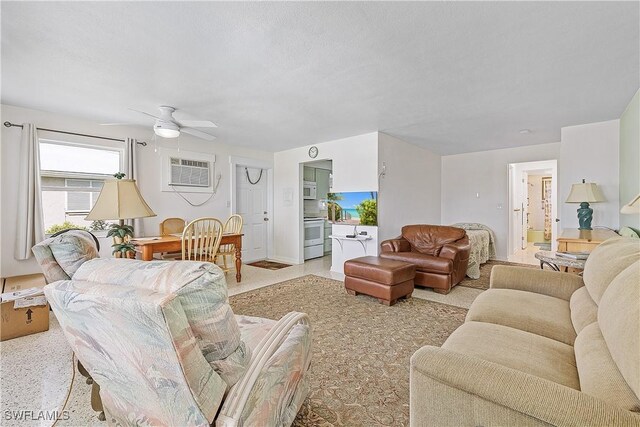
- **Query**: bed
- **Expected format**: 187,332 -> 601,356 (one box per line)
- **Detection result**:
451,223 -> 496,279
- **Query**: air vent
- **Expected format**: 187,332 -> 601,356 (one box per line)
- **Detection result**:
169,157 -> 210,187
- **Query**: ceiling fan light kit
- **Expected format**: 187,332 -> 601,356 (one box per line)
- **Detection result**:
154,121 -> 180,138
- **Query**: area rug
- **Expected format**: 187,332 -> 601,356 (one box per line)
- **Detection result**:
247,260 -> 292,270
458,260 -> 536,290
229,275 -> 467,427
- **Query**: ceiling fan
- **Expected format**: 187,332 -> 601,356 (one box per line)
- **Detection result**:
103,106 -> 217,141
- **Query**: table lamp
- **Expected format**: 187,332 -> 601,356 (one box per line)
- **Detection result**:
565,179 -> 605,230
86,173 -> 156,257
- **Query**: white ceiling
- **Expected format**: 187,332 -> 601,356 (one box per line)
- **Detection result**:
2,2 -> 638,155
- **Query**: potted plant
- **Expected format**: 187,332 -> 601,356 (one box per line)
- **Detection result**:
107,223 -> 135,258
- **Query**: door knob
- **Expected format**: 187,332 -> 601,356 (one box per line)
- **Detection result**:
264,218 -> 269,221
555,218 -> 560,222
513,208 -> 521,212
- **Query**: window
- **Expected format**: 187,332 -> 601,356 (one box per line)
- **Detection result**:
40,140 -> 123,235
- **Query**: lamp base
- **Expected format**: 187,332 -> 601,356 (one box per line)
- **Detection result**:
577,202 -> 593,230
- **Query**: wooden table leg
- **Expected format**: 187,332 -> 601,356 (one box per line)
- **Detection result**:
142,246 -> 154,261
234,239 -> 242,283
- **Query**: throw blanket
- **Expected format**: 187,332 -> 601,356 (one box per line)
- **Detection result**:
452,223 -> 497,279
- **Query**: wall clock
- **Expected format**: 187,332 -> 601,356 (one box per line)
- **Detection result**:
308,146 -> 318,158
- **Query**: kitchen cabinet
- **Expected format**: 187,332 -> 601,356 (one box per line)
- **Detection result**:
315,168 -> 331,200
303,167 -> 316,182
324,220 -> 332,254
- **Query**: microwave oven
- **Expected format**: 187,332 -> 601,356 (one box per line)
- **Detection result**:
303,181 -> 317,199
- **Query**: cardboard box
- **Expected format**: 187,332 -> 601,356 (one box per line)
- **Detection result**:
1,274 -> 49,341
2,273 -> 46,293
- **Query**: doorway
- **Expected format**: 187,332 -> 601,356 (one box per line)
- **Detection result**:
230,157 -> 273,263
508,160 -> 558,264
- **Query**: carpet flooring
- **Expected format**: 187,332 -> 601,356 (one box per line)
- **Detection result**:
457,260 -> 536,290
229,275 -> 467,427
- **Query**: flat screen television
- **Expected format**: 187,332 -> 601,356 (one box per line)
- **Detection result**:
327,191 -> 377,226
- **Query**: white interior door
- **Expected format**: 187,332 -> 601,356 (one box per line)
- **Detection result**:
236,166 -> 268,262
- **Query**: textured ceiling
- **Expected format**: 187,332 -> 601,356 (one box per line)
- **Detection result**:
2,2 -> 638,154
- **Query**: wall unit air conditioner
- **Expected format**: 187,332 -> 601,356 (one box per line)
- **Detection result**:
160,148 -> 216,193
169,157 -> 210,187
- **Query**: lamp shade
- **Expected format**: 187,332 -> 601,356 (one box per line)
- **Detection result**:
621,193 -> 640,214
85,179 -> 156,220
565,182 -> 605,203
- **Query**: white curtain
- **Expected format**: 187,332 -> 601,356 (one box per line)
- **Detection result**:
14,123 -> 45,260
124,138 -> 145,236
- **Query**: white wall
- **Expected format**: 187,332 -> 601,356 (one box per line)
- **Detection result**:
0,104 -> 273,277
441,142 -> 561,260
560,120 -> 620,230
273,132 -> 379,264
377,133 -> 441,242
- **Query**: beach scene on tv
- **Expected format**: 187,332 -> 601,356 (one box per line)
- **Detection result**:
327,191 -> 378,225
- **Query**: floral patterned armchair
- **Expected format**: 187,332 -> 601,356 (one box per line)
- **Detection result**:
36,242 -> 311,426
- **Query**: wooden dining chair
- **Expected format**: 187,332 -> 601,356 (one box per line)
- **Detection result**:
216,214 -> 243,273
160,217 -> 187,236
182,217 -> 224,263
158,218 -> 186,259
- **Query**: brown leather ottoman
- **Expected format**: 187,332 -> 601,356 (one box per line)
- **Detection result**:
344,256 -> 415,306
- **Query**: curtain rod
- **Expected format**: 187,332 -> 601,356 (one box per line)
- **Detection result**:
3,121 -> 147,146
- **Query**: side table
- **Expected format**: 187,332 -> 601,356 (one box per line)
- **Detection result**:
534,251 -> 586,273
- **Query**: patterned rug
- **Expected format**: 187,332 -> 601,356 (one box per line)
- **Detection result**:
247,260 -> 292,270
229,275 -> 467,427
457,260 -> 536,290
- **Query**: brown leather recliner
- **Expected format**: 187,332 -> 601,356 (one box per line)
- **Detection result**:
380,225 -> 471,294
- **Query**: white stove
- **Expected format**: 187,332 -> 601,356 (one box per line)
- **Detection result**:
303,217 -> 326,260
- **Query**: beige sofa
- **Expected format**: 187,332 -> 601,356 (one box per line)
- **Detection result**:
410,237 -> 640,426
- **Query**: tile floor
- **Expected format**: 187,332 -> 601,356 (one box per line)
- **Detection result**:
0,256 -> 483,426
507,242 -> 543,265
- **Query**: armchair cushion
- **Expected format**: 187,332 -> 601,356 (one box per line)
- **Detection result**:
73,258 -> 250,388
31,229 -> 99,283
466,289 -> 576,346
401,224 -> 466,256
380,251 -> 452,274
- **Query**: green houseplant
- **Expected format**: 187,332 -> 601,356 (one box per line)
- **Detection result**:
107,224 -> 135,258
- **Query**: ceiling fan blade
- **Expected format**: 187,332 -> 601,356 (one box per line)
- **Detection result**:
181,127 -> 216,141
178,120 -> 217,128
128,108 -> 162,120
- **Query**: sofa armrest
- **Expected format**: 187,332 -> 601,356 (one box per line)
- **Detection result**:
490,265 -> 584,301
411,346 -> 639,427
380,237 -> 411,253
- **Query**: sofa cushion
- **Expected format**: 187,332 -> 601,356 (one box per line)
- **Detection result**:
583,237 -> 640,304
466,289 -> 576,346
401,225 -> 466,256
442,321 -> 579,389
380,251 -> 452,274
569,286 -> 598,334
598,260 -> 640,399
74,258 -> 250,388
575,322 -> 640,412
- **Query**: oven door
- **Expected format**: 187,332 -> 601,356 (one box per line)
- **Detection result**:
303,182 -> 317,200
304,221 -> 324,247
